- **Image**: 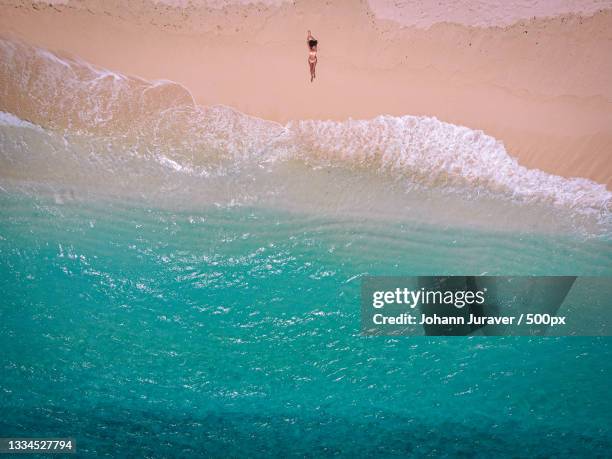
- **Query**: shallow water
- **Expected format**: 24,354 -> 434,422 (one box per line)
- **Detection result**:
1,192 -> 611,456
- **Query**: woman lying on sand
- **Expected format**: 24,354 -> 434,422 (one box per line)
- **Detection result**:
307,30 -> 318,82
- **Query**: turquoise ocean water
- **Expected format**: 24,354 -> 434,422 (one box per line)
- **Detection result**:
1,191 -> 611,457
1,37 -> 611,457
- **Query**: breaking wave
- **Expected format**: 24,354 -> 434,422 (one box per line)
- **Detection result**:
0,37 -> 610,224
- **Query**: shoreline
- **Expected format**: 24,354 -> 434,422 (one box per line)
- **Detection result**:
0,0 -> 611,188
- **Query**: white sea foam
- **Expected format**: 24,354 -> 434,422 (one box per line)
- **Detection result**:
366,0 -> 612,28
0,111 -> 43,131
283,115 -> 611,215
0,38 -> 610,222
1,107 -> 610,235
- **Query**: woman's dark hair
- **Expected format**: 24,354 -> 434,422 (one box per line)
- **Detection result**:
308,39 -> 318,49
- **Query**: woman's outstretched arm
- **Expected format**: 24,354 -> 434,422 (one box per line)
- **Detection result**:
308,30 -> 317,44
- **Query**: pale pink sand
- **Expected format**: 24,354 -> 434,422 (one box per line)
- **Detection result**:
0,0 -> 611,187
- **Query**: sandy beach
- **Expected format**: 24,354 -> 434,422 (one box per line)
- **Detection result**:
0,0 -> 611,187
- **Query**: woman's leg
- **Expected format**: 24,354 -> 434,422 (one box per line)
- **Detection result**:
309,61 -> 314,81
